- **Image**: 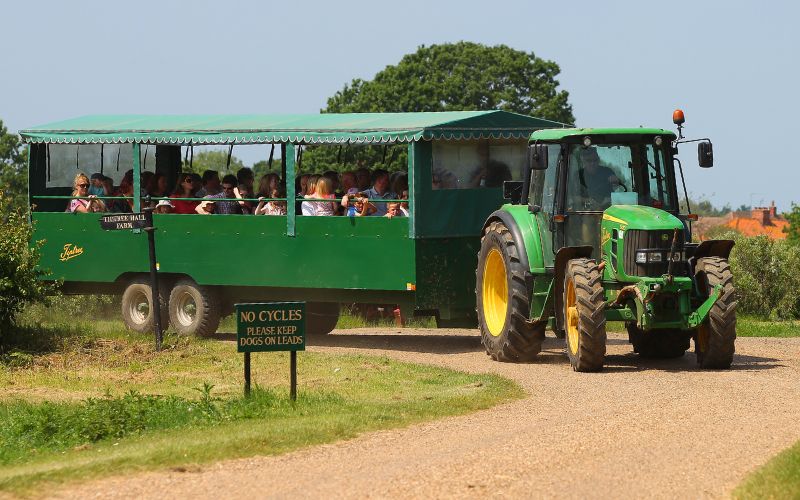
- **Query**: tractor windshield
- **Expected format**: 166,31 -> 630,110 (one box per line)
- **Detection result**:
565,142 -> 675,212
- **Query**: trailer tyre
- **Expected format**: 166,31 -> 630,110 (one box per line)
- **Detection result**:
694,257 -> 737,369
563,258 -> 606,372
306,302 -> 340,335
476,221 -> 545,362
121,279 -> 169,334
627,326 -> 690,359
168,279 -> 221,337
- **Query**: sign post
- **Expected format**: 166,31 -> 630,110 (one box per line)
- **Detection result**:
236,302 -> 306,400
99,203 -> 163,351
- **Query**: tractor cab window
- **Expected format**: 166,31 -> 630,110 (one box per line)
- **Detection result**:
565,143 -> 674,212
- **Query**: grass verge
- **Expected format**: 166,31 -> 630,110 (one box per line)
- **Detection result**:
736,316 -> 800,337
0,309 -> 520,495
734,440 -> 800,499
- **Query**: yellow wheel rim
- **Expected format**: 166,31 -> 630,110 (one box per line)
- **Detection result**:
482,248 -> 508,337
566,278 -> 579,355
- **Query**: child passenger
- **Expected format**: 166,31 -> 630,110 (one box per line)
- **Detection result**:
312,177 -> 338,216
254,188 -> 287,215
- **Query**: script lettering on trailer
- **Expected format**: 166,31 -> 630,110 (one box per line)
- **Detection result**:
236,302 -> 306,353
99,213 -> 148,231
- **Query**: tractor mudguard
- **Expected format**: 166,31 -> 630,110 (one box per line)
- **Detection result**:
687,239 -> 735,276
482,207 -> 546,273
552,246 -> 594,333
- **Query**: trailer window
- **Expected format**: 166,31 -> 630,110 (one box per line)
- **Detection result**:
45,144 -> 133,188
432,139 -> 526,189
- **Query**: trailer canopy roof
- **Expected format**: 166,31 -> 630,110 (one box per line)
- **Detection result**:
20,111 -> 565,145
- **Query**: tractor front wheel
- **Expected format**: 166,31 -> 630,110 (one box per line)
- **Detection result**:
694,257 -> 737,369
563,258 -> 606,372
476,221 -> 545,362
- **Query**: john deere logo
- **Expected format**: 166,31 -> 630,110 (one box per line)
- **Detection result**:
59,243 -> 84,262
661,234 -> 670,241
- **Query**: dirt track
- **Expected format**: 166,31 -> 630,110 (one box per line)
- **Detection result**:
55,330 -> 800,499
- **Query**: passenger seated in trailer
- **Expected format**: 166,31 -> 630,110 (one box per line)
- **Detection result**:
203,174 -> 243,214
196,170 -> 221,197
195,199 -> 216,214
355,167 -> 371,191
399,190 -> 409,216
312,177 -> 339,216
89,173 -> 106,196
341,191 -> 377,217
340,170 -> 358,195
170,174 -> 200,214
301,174 -> 320,216
148,173 -> 168,198
384,202 -> 403,218
390,172 -> 408,198
110,170 -> 134,213
235,167 -> 255,213
67,173 -> 105,213
256,173 -> 280,198
364,169 -> 396,216
140,171 -> 155,196
254,187 -> 287,215
468,141 -> 512,188
154,199 -> 174,214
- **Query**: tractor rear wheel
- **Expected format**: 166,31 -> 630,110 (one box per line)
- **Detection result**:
694,257 -> 737,369
563,258 -> 606,372
627,326 -> 690,358
476,221 -> 545,362
121,278 -> 169,334
168,279 -> 221,337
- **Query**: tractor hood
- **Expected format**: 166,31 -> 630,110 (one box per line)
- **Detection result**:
602,205 -> 683,231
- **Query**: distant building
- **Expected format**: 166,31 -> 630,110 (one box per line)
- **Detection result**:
694,201 -> 788,240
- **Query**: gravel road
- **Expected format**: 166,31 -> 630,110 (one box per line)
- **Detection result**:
54,330 -> 800,499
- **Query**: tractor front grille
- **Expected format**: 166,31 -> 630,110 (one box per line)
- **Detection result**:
623,229 -> 684,277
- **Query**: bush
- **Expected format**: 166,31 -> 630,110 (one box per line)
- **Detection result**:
727,233 -> 800,319
0,194 -> 56,344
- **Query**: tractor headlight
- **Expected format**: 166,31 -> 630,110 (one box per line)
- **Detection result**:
635,250 -> 664,263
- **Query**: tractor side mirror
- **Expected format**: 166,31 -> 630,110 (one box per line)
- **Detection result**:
529,144 -> 549,170
698,141 -> 713,168
503,181 -> 523,204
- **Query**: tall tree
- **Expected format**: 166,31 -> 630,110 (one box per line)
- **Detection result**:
305,42 -> 574,172
182,150 -> 245,176
325,42 -> 574,122
0,119 -> 28,214
784,204 -> 800,245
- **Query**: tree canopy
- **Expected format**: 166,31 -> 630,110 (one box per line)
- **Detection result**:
0,120 -> 28,215
324,42 -> 574,123
182,150 -> 245,176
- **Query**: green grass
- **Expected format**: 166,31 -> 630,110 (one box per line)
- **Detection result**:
734,440 -> 800,499
0,305 -> 521,494
736,316 -> 800,337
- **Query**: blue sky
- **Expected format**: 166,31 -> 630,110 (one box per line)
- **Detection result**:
2,0 -> 796,210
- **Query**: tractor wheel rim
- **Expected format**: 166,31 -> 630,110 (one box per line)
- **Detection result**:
482,248 -> 508,337
129,290 -> 150,325
176,292 -> 197,326
566,279 -> 579,355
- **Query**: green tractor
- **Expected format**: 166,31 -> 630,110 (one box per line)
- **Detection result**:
476,110 -> 736,371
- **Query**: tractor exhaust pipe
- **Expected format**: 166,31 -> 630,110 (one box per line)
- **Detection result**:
666,228 -> 680,283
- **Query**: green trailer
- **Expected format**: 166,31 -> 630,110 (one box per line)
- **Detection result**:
21,111 -> 563,335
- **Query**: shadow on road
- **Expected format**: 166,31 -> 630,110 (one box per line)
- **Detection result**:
210,330 -> 784,372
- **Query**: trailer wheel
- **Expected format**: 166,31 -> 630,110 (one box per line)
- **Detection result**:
627,326 -> 690,358
563,258 -> 606,372
306,302 -> 340,335
168,279 -> 221,337
694,257 -> 737,369
121,279 -> 169,334
476,221 -> 545,362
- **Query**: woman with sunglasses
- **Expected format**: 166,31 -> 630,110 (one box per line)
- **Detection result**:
68,173 -> 105,213
169,174 -> 200,214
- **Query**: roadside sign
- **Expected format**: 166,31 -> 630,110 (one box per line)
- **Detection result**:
236,302 -> 306,400
236,302 -> 306,352
99,213 -> 148,230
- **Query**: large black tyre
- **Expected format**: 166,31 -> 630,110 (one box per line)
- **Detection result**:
563,258 -> 606,372
306,302 -> 340,335
694,257 -> 737,369
476,221 -> 545,362
121,279 -> 169,333
168,279 -> 221,337
627,325 -> 690,359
